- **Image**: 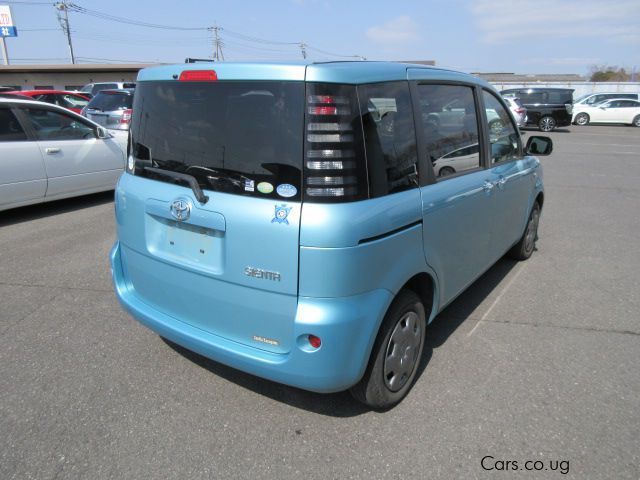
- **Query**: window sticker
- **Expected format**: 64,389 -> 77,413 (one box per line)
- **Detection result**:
276,184 -> 297,198
244,179 -> 255,192
257,182 -> 274,194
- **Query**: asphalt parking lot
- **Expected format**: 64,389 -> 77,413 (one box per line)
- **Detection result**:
1,125 -> 639,479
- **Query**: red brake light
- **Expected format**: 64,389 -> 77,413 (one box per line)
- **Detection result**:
179,70 -> 218,81
120,108 -> 132,125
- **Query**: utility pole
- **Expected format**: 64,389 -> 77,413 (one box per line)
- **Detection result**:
211,25 -> 224,61
0,38 -> 8,65
55,2 -> 75,64
299,42 -> 307,59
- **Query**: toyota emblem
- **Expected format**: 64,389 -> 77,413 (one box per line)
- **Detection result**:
170,198 -> 192,222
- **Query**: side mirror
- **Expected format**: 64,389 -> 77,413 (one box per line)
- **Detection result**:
525,136 -> 553,156
95,126 -> 112,139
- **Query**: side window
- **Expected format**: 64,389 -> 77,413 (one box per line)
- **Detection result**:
59,94 -> 89,109
359,81 -> 418,196
33,93 -> 56,104
0,108 -> 28,141
482,91 -> 521,164
416,84 -> 480,178
21,108 -> 95,141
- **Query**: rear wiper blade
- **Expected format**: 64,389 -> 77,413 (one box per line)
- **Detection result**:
143,166 -> 209,204
185,165 -> 250,190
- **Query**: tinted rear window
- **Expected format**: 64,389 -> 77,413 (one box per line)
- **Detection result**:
130,81 -> 304,200
506,90 -> 573,104
87,92 -> 133,111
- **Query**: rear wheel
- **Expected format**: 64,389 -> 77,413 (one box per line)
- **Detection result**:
575,113 -> 590,126
508,202 -> 541,260
538,116 -> 556,132
439,166 -> 455,177
633,115 -> 640,127
489,118 -> 503,134
350,290 -> 426,410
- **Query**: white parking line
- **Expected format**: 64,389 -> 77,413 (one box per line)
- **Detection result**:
466,263 -> 527,337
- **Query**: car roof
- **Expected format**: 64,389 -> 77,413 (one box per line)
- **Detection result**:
137,61 -> 493,88
0,97 -> 103,126
16,89 -> 89,96
501,87 -> 574,93
599,98 -> 640,103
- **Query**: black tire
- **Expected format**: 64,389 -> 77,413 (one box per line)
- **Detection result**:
575,113 -> 589,126
508,202 -> 541,260
489,118 -> 503,134
350,290 -> 426,410
538,116 -> 556,132
438,166 -> 455,177
633,115 -> 640,127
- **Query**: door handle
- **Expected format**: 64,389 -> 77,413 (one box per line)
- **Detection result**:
483,181 -> 494,193
45,148 -> 61,155
495,177 -> 507,190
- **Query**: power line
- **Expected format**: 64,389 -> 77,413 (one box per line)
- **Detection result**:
10,2 -> 365,63
66,4 -> 210,31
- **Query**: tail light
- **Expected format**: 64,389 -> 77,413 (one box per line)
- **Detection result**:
565,103 -> 573,115
514,107 -> 525,114
303,83 -> 367,202
119,108 -> 132,128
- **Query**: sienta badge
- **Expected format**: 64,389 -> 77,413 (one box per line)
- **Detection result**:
271,204 -> 292,225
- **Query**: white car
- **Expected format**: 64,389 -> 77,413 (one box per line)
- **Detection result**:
503,97 -> 527,128
573,99 -> 640,127
433,143 -> 480,177
0,97 -> 125,212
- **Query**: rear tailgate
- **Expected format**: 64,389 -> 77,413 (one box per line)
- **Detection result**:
116,174 -> 300,353
116,72 -> 305,354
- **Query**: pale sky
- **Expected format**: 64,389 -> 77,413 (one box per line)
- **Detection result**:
3,0 -> 639,75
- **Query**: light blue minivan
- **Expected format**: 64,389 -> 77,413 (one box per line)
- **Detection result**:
111,61 -> 552,409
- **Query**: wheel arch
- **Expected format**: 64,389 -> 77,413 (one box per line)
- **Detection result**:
398,272 -> 438,324
535,191 -> 544,210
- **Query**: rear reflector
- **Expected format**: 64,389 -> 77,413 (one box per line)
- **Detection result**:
179,70 -> 218,81
308,335 -> 322,348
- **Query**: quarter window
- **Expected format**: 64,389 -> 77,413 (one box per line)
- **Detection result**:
359,82 -> 418,196
416,84 -> 480,178
482,91 -> 520,164
0,109 -> 27,141
21,108 -> 95,141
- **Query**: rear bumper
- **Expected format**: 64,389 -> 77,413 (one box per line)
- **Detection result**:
110,241 -> 392,393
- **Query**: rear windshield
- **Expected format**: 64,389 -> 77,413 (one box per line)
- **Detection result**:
130,81 -> 304,200
87,92 -> 133,111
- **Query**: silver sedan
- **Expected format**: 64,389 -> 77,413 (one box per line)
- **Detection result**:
0,97 -> 126,212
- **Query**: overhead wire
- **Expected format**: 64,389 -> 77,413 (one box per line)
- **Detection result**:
8,3 -> 365,62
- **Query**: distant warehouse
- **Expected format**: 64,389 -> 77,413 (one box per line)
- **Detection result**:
0,63 -> 155,91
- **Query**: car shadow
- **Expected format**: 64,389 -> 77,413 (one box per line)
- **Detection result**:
0,191 -> 114,227
163,257 -> 519,417
522,127 -> 571,134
